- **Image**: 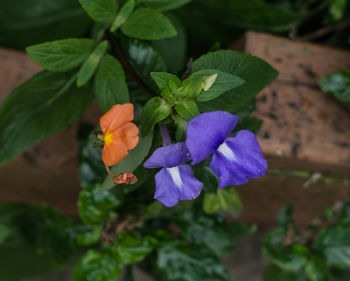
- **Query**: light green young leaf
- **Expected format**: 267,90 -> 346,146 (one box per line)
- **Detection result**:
190,69 -> 245,102
94,54 -> 129,112
203,188 -> 242,217
121,8 -> 177,40
110,0 -> 135,32
175,99 -> 200,121
140,97 -> 172,136
192,50 -> 278,113
139,0 -> 192,11
151,72 -> 181,90
26,39 -> 96,72
76,225 -> 103,246
77,40 -> 108,87
100,132 -> 153,191
0,71 -> 93,166
79,0 -> 118,23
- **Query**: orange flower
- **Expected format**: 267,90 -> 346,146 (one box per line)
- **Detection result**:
100,103 -> 139,166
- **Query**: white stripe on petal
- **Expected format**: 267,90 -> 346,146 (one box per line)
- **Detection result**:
217,142 -> 237,162
167,166 -> 183,190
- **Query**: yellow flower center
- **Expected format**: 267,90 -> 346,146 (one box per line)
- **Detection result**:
104,132 -> 113,146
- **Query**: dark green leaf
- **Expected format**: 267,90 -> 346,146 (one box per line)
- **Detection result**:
176,210 -> 250,258
113,232 -> 154,264
203,188 -> 243,217
140,0 -> 192,11
263,228 -> 309,271
305,257 -> 332,281
315,225 -> 350,266
73,249 -> 121,281
77,40 -> 108,87
26,39 -> 96,72
110,0 -> 135,32
234,116 -> 263,134
140,97 -> 172,136
189,69 -> 245,102
79,126 -> 107,188
151,72 -> 181,91
157,242 -> 231,281
0,224 -> 12,245
76,225 -> 103,246
263,264 -> 309,281
339,203 -> 350,225
94,54 -> 129,112
276,204 -> 294,230
192,50 -> 278,113
78,184 -> 121,225
121,8 -> 177,40
100,132 -> 154,191
175,99 -> 200,121
0,0 -> 90,49
319,71 -> 350,110
0,71 -> 93,166
151,14 -> 187,73
79,0 -> 118,23
198,0 -> 304,32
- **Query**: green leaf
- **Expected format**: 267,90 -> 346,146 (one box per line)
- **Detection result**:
151,15 -> 187,73
94,55 -> 129,112
100,132 -> 153,191
0,71 -> 93,166
76,225 -> 103,246
263,228 -> 309,271
110,0 -> 135,32
121,8 -> 177,40
140,97 -> 172,136
0,224 -> 12,245
113,232 -> 154,264
263,264 -> 309,281
77,40 -> 108,87
140,0 -> 192,11
157,242 -> 231,281
276,204 -> 294,230
203,188 -> 243,217
234,116 -> 263,134
26,39 -> 96,72
198,0 -> 304,32
176,210 -> 251,258
319,71 -> 350,110
151,72 -> 181,91
192,50 -> 278,113
175,99 -> 200,121
78,184 -> 121,225
73,249 -> 121,281
189,69 -> 245,102
339,202 -> 350,225
329,0 -> 347,22
79,125 -> 106,188
315,225 -> 350,266
305,257 -> 332,281
0,0 -> 90,49
78,0 -> 118,23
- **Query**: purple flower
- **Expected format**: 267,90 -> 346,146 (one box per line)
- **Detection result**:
186,111 -> 267,188
144,143 -> 203,207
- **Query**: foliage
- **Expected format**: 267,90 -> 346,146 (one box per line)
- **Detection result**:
1,0 -> 348,280
263,202 -> 350,281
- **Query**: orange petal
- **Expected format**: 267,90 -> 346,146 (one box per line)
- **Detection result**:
102,140 -> 128,167
100,103 -> 134,134
114,122 -> 139,150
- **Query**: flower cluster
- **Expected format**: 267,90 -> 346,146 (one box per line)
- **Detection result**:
144,111 -> 267,207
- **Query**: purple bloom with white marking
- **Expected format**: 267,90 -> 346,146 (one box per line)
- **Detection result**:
144,142 -> 203,207
186,111 -> 267,188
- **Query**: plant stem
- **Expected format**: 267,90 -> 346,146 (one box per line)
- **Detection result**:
159,124 -> 171,146
105,30 -> 155,97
